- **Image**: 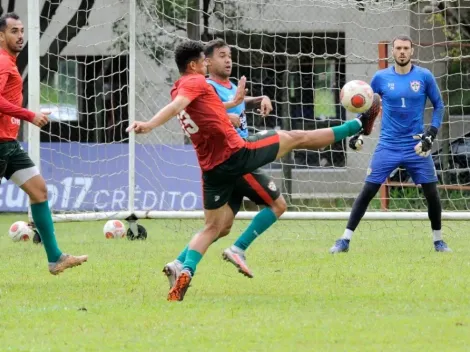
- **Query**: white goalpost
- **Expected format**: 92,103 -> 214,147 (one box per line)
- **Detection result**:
18,0 -> 470,225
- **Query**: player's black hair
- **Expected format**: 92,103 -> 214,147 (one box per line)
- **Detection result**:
0,12 -> 20,32
204,38 -> 229,57
174,40 -> 205,73
392,35 -> 413,47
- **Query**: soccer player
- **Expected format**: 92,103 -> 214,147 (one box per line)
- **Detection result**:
329,35 -> 451,254
163,39 -> 286,283
0,13 -> 88,273
127,40 -> 379,301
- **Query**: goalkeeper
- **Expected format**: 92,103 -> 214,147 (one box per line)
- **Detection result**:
330,35 -> 451,253
0,13 -> 88,273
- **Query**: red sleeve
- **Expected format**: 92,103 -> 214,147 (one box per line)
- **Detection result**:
177,75 -> 207,102
0,60 -> 35,122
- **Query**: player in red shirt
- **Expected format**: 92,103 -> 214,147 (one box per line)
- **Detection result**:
0,13 -> 87,274
127,40 -> 381,301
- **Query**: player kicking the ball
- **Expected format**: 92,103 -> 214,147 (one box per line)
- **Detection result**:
0,13 -> 87,274
330,35 -> 451,254
127,40 -> 380,301
163,38 -> 286,282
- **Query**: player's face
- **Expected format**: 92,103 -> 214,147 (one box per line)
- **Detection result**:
207,46 -> 232,78
0,18 -> 24,54
392,39 -> 413,67
189,52 -> 207,75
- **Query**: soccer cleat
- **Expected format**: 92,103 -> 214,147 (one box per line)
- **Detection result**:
167,270 -> 192,301
162,260 -> 183,289
222,247 -> 254,278
358,93 -> 381,136
48,253 -> 88,275
434,240 -> 452,252
329,239 -> 350,253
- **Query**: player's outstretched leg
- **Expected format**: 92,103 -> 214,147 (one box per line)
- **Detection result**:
330,182 -> 381,253
223,196 -> 286,278
275,109 -> 378,160
421,182 -> 451,252
278,93 -> 380,156
21,175 -> 88,274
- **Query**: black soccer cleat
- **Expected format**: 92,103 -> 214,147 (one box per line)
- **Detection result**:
358,93 -> 381,136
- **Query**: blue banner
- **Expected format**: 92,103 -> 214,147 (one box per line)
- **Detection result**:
0,143 -> 203,212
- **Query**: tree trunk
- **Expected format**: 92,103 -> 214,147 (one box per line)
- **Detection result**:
280,57 -> 295,203
441,64 -> 451,185
184,0 -> 200,144
7,0 -> 16,12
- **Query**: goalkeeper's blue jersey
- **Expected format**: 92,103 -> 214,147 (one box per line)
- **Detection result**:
370,65 -> 444,148
206,78 -> 248,138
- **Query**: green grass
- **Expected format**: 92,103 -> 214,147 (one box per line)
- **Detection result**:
0,214 -> 469,351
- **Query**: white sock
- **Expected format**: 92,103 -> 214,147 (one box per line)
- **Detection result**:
231,245 -> 245,254
433,230 -> 442,242
342,229 -> 354,240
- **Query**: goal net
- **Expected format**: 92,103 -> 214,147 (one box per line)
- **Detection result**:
9,0 -> 470,231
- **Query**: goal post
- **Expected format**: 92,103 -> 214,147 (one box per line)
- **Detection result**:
18,0 -> 470,224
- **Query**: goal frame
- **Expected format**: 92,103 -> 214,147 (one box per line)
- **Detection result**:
25,0 -> 470,222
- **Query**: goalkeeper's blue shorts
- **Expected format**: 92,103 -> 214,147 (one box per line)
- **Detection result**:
365,143 -> 438,185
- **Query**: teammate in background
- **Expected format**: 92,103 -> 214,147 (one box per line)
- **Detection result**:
127,40 -> 380,301
0,13 -> 88,273
163,39 -> 286,283
329,35 -> 451,254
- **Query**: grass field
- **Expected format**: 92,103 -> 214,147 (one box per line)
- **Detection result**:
0,213 -> 469,351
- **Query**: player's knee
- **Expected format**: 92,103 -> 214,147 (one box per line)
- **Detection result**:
23,176 -> 48,204
203,220 -> 224,239
277,130 -> 305,155
218,225 -> 232,238
271,196 -> 287,218
422,182 -> 439,198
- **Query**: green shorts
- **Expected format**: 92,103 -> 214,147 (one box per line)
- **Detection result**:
0,140 -> 38,186
228,168 -> 281,215
202,130 -> 280,210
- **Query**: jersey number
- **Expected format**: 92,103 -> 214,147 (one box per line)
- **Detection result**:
177,110 -> 199,137
401,97 -> 406,108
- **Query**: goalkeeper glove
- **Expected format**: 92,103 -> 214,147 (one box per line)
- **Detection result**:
349,133 -> 364,151
413,126 -> 438,157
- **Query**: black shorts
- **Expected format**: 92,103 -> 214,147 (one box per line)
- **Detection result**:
0,141 -> 37,185
228,168 -> 281,215
202,130 -> 280,210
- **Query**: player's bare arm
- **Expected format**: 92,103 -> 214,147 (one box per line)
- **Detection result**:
244,95 -> 273,117
127,95 -> 191,134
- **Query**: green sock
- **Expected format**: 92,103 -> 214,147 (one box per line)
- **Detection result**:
332,119 -> 362,142
30,201 -> 62,263
234,207 -> 278,251
183,249 -> 203,276
176,231 -> 219,264
176,245 -> 188,263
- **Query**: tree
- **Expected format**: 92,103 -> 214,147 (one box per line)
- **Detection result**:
112,0 -> 256,82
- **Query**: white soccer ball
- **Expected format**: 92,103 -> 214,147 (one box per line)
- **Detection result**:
103,220 -> 126,239
340,80 -> 374,113
8,221 -> 33,242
